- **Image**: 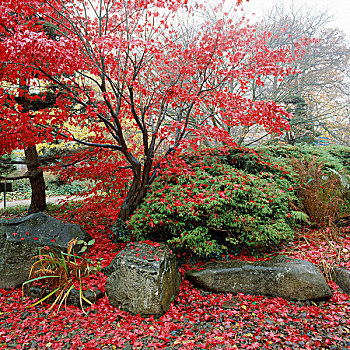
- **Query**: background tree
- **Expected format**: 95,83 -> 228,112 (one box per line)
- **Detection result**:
0,8 -> 67,213
233,2 -> 350,145
0,0 -> 303,221
0,85 -> 63,213
319,65 -> 350,145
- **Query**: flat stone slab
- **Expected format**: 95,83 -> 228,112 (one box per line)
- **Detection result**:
103,242 -> 181,316
185,255 -> 332,301
0,212 -> 90,289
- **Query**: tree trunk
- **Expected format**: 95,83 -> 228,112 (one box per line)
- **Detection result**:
119,199 -> 137,221
25,146 -> 47,214
118,156 -> 153,221
118,169 -> 143,221
285,130 -> 295,146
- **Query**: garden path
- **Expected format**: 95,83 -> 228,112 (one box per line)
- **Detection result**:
0,195 -> 85,209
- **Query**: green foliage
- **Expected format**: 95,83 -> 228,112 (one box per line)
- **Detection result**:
327,145 -> 350,171
168,227 -> 224,257
259,144 -> 350,173
7,178 -> 89,201
0,203 -> 60,216
0,153 -> 16,175
327,168 -> 350,189
76,238 -> 96,253
129,147 -> 298,257
127,145 -> 350,256
284,96 -> 320,144
111,218 -> 132,243
47,180 -> 88,196
290,210 -> 310,224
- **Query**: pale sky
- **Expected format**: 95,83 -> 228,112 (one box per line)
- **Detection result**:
239,0 -> 350,40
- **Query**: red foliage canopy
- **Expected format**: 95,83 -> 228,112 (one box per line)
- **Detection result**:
0,0 -> 309,219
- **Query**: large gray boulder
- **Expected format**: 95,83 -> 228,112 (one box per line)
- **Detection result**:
0,212 -> 90,289
185,255 -> 332,301
103,242 -> 181,316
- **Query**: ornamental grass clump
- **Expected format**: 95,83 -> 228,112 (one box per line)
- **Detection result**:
22,238 -> 98,313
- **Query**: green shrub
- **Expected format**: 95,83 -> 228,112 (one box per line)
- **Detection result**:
128,147 -> 299,257
259,144 -> 350,173
327,145 -> 350,171
46,180 -> 88,196
0,153 -> 16,175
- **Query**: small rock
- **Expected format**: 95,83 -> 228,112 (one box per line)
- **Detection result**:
123,342 -> 133,350
331,267 -> 350,293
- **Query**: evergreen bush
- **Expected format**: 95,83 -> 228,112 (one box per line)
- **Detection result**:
129,147 -> 299,257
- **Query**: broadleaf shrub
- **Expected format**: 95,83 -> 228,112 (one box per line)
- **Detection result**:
128,147 -> 298,257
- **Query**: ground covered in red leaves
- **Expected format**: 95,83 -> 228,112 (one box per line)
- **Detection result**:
0,210 -> 349,349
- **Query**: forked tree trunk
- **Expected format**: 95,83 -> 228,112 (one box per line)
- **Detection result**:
25,146 -> 47,214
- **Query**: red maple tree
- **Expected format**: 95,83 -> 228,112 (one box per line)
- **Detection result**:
0,0 -> 307,220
